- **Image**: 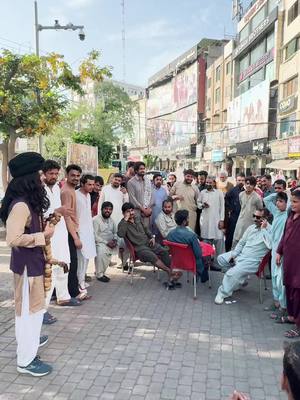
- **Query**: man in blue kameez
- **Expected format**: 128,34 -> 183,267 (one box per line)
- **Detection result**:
215,208 -> 272,305
166,209 -> 208,282
264,191 -> 288,317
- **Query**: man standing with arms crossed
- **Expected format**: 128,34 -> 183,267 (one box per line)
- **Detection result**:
61,164 -> 85,300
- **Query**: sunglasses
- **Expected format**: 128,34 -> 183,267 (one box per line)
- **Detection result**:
253,214 -> 263,220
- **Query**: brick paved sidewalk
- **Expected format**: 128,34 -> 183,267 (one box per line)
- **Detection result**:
0,252 -> 288,400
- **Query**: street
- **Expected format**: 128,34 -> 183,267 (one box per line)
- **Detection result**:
0,239 -> 287,400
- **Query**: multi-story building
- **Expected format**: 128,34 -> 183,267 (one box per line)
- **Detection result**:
204,41 -> 234,174
146,39 -> 228,172
226,0 -> 282,176
268,0 -> 300,174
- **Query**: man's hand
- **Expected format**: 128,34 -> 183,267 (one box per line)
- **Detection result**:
260,219 -> 268,229
229,257 -> 235,265
142,207 -> 152,217
107,239 -> 117,249
44,222 -> 55,240
276,253 -> 282,266
120,187 -> 127,194
218,221 -> 224,230
124,210 -> 131,221
203,202 -> 209,208
74,238 -> 83,250
173,195 -> 184,201
230,390 -> 249,400
149,238 -> 155,248
54,206 -> 73,218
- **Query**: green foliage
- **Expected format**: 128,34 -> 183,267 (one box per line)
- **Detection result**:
143,154 -> 159,169
0,49 -> 111,139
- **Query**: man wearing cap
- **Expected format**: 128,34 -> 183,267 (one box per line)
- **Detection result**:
0,152 -> 54,376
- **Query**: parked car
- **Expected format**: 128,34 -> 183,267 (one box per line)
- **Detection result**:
145,170 -> 167,182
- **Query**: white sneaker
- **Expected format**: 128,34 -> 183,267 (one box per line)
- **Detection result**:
214,293 -> 224,305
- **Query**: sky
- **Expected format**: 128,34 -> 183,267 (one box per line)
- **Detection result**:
0,0 -> 238,87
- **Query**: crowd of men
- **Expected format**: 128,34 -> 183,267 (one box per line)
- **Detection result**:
2,152 -> 300,384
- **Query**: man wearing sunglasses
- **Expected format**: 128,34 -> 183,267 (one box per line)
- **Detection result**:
215,208 -> 271,305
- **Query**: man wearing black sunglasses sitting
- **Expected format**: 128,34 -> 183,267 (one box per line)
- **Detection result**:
215,208 -> 271,305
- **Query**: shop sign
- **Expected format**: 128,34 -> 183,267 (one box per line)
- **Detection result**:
243,0 -> 267,25
203,151 -> 212,161
270,140 -> 289,159
236,141 -> 253,156
288,136 -> 300,157
212,150 -> 224,162
228,146 -> 237,155
239,48 -> 274,82
278,95 -> 298,115
196,144 -> 203,159
233,8 -> 278,60
253,139 -> 268,154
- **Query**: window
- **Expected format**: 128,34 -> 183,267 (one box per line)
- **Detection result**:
283,76 -> 298,98
216,66 -> 221,82
239,25 -> 249,42
265,61 -> 275,82
268,0 -> 279,13
238,78 -> 249,95
206,97 -> 211,111
249,68 -> 264,89
250,40 -> 265,64
288,0 -> 299,25
280,113 -> 296,138
225,84 -> 231,98
215,88 -> 220,104
251,6 -> 266,31
285,37 -> 299,60
207,77 -> 211,89
239,54 -> 249,73
267,31 -> 275,51
226,62 -> 231,75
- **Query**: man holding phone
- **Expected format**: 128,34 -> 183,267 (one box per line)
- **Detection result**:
215,208 -> 271,305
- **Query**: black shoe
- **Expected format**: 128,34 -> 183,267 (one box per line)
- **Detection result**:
210,265 -> 222,272
123,263 -> 129,271
163,282 -> 176,290
97,276 -> 110,283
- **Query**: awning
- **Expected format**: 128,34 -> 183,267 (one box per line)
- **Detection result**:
266,159 -> 297,170
290,159 -> 300,168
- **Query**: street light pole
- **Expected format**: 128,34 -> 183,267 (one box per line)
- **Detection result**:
33,0 -> 85,154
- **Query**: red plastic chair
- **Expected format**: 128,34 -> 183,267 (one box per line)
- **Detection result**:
163,240 -> 201,299
256,250 -> 271,303
124,238 -> 159,284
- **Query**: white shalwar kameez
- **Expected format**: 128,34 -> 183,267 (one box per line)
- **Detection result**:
44,184 -> 71,305
76,190 -> 96,289
216,224 -> 271,299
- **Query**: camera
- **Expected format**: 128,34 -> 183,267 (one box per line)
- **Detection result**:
79,29 -> 85,41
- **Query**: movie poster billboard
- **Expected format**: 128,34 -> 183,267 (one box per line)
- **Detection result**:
147,82 -> 173,119
173,104 -> 197,146
227,80 -> 270,144
173,62 -> 197,111
67,143 -> 98,175
147,117 -> 174,147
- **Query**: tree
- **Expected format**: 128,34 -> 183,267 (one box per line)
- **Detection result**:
143,154 -> 159,169
0,49 -> 111,187
45,81 -> 137,168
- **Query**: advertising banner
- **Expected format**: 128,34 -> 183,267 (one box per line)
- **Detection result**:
173,62 -> 197,111
67,143 -> 98,175
227,80 -> 270,144
147,81 -> 173,119
270,139 -> 289,159
173,104 -> 198,145
288,136 -> 300,157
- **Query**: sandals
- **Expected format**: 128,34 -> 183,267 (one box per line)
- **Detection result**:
264,304 -> 279,312
58,298 -> 82,306
285,327 -> 300,338
171,271 -> 183,281
275,315 -> 295,324
43,311 -> 57,325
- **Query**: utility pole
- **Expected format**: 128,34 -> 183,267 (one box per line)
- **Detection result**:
34,0 -> 85,154
121,0 -> 126,82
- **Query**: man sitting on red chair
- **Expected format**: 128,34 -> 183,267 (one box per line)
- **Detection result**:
166,209 -> 208,283
117,202 -> 182,289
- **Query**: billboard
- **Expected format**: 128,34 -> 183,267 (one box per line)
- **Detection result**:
173,104 -> 197,145
67,143 -> 98,175
227,80 -> 270,144
147,81 -> 173,118
147,117 -> 174,147
173,62 -> 197,111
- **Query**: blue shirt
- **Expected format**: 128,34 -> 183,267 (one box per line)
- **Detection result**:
166,226 -> 204,273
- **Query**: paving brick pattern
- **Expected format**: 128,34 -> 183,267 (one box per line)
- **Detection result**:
0,249 -> 289,400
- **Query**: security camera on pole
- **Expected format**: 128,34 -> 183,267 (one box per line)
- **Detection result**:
34,0 -> 86,154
